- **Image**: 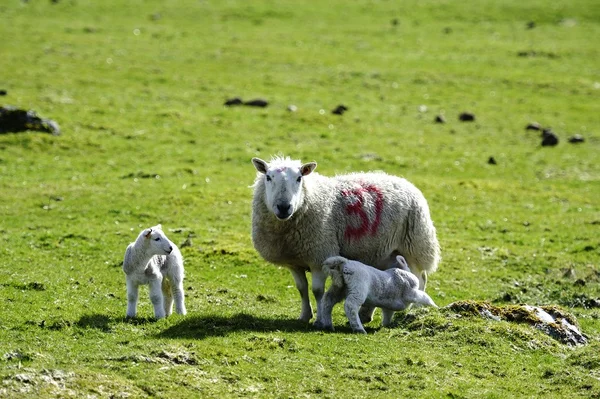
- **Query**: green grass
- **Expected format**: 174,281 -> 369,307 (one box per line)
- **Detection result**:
1,0 -> 599,397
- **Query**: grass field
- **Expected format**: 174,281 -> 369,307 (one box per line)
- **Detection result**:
1,0 -> 599,397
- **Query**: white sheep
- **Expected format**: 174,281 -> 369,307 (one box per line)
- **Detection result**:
251,155 -> 440,327
122,224 -> 186,319
322,255 -> 437,334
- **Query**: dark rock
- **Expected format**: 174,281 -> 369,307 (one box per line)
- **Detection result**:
0,106 -> 60,135
459,112 -> 475,122
488,156 -> 497,165
332,105 -> 348,115
443,27 -> 452,34
224,97 -> 243,106
526,21 -> 536,29
541,129 -> 559,146
434,115 -> 446,123
0,90 -> 6,96
244,99 -> 269,108
568,134 -> 585,143
526,122 -> 541,131
391,18 -> 399,26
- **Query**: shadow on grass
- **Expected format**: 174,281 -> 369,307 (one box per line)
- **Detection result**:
156,313 -> 364,339
76,313 -> 157,331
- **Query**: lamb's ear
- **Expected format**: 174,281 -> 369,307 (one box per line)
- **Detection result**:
395,255 -> 409,269
300,161 -> 317,176
144,229 -> 153,239
156,224 -> 162,230
252,158 -> 268,174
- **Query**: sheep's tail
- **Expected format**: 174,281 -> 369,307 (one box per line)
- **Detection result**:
323,256 -> 348,288
404,206 -> 441,275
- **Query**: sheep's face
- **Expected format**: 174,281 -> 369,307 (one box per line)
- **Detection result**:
142,224 -> 174,255
252,157 -> 317,221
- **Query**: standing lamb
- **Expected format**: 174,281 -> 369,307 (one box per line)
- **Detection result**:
322,255 -> 437,334
123,224 -> 187,319
251,155 -> 440,327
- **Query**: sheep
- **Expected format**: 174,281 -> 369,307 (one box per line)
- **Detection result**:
122,224 -> 186,319
251,155 -> 440,327
321,255 -> 437,334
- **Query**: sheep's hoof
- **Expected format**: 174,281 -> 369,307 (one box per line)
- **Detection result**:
313,321 -> 334,331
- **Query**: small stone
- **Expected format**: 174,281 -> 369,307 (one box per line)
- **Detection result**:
332,105 -> 348,115
224,97 -> 243,106
0,89 -> 7,96
244,98 -> 269,107
568,134 -> 585,143
526,21 -> 536,29
459,112 -> 475,122
488,156 -> 497,165
391,18 -> 399,26
541,129 -> 559,146
526,122 -> 541,131
287,104 -> 298,112
434,115 -> 446,123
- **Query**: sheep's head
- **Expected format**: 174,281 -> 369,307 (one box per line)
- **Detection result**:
252,156 -> 317,221
141,224 -> 174,255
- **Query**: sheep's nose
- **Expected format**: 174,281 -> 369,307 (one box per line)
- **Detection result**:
276,203 -> 292,219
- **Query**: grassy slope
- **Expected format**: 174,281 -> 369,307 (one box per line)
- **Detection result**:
1,0 -> 599,397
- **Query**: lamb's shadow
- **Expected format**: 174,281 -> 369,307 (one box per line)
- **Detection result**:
157,313 -> 361,339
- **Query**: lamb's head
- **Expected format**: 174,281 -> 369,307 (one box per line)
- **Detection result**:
139,224 -> 173,255
252,156 -> 317,221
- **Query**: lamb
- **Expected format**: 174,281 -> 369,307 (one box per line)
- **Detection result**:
251,155 -> 440,328
322,255 -> 437,334
122,224 -> 186,319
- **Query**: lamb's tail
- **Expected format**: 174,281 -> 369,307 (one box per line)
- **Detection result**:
323,256 -> 348,288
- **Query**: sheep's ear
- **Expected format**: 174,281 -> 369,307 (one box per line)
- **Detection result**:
300,161 -> 317,176
156,224 -> 162,230
252,157 -> 268,174
144,229 -> 153,239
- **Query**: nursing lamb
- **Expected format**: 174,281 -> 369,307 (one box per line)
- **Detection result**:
322,255 -> 437,334
251,156 -> 440,327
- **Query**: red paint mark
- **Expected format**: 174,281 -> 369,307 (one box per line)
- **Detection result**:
275,167 -> 287,173
341,183 -> 384,240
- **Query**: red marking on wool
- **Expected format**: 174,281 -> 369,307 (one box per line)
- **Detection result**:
275,167 -> 287,173
341,183 -> 384,240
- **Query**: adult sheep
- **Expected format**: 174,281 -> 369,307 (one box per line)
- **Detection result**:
251,155 -> 440,327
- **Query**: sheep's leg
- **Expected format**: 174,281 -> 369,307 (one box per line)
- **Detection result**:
126,278 -> 139,318
170,276 -> 187,315
289,268 -> 313,322
149,278 -> 166,319
381,308 -> 396,327
345,294 -> 367,334
314,284 -> 344,331
311,268 -> 328,326
359,305 -> 376,324
162,278 -> 174,317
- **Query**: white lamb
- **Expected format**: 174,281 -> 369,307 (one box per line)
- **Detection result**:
322,255 -> 437,334
122,224 -> 186,319
251,155 -> 440,328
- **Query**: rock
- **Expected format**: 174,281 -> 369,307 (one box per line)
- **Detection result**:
244,99 -> 269,107
0,89 -> 7,96
434,115 -> 446,123
332,105 -> 348,115
459,112 -> 475,122
488,156 -> 497,165
526,21 -> 536,29
568,134 -> 585,143
224,97 -> 243,106
526,122 -> 541,131
541,129 -> 559,146
287,104 -> 298,112
0,106 -> 60,135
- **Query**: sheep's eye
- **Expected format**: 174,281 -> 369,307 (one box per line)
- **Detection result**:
296,176 -> 302,183
266,175 -> 272,182
154,237 -> 160,241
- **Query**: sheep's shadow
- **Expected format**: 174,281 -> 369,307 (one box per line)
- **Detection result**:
156,313 -> 366,339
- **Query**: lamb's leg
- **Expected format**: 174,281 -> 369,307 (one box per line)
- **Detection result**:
162,278 -> 174,317
314,284 -> 345,331
289,268 -> 313,322
126,278 -> 139,318
149,278 -> 166,319
344,294 -> 367,334
170,276 -> 187,315
381,308 -> 396,327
